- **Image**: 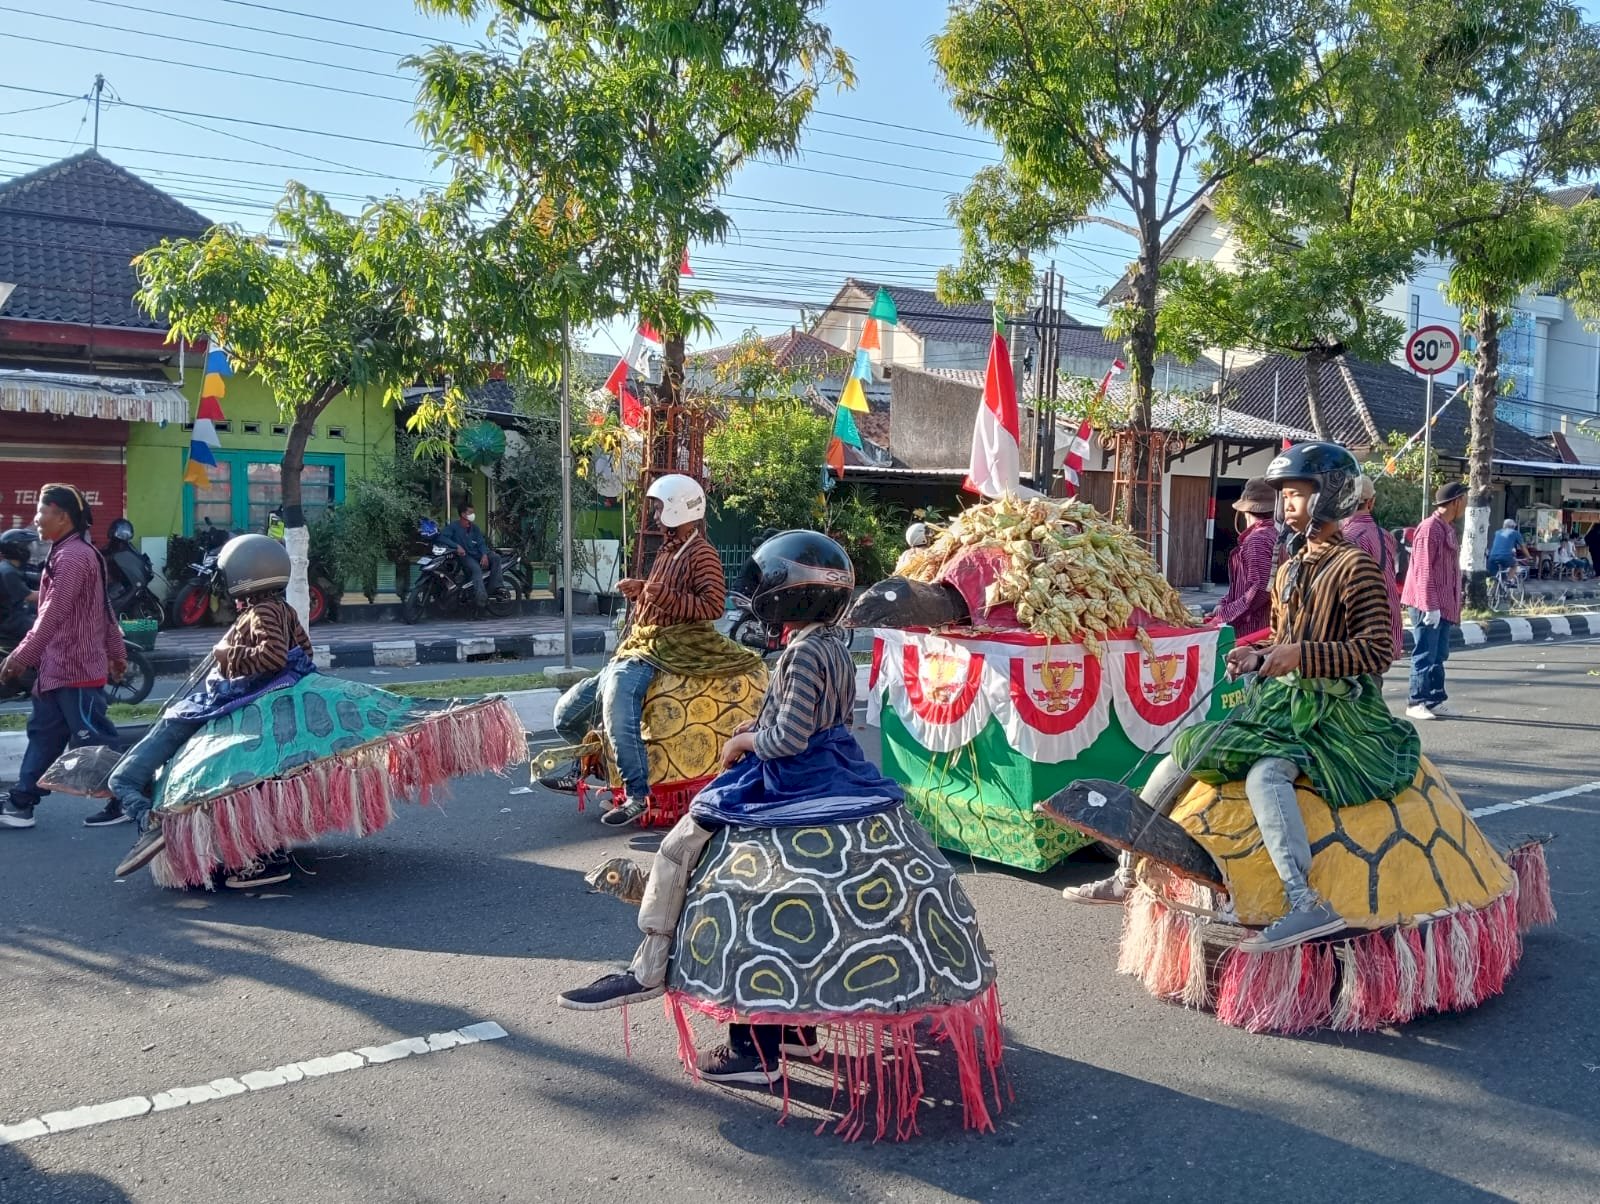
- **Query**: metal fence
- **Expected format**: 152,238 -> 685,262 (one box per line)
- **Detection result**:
717,544 -> 752,591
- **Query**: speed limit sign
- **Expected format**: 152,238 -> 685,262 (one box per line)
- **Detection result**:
1406,325 -> 1461,375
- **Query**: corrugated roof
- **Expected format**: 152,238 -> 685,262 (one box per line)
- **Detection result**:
0,151 -> 212,331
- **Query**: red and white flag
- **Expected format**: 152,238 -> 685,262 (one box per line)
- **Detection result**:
603,358 -> 644,428
1060,419 -> 1094,498
964,321 -> 1035,498
625,322 -> 664,375
1095,358 -> 1126,400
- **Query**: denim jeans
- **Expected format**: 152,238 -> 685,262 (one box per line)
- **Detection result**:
12,686 -> 120,808
1120,754 -> 1315,908
551,657 -> 657,799
459,551 -> 504,605
1407,607 -> 1452,708
107,715 -> 204,829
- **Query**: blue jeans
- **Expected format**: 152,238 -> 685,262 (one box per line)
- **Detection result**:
108,715 -> 204,829
12,686 -> 120,809
552,658 -> 657,799
1124,754 -> 1316,908
1407,607 -> 1452,708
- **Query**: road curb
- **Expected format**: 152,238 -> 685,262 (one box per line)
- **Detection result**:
149,628 -> 618,676
1400,610 -> 1600,653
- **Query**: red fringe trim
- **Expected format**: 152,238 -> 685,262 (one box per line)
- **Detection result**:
590,776 -> 714,829
664,985 -> 1008,1142
1507,840 -> 1557,929
148,697 -> 527,889
1120,887 -> 1532,1035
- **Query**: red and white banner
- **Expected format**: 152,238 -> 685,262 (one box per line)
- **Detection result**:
1060,419 -> 1093,498
870,626 -> 1219,763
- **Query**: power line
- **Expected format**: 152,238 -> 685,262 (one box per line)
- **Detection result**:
82,0 -> 417,60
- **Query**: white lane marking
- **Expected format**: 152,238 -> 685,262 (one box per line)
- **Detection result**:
1469,780 -> 1600,818
0,1020 -> 507,1147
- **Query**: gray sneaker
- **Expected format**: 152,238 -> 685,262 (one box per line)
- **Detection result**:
1238,900 -> 1346,953
0,799 -> 36,829
1062,874 -> 1130,905
600,797 -> 651,828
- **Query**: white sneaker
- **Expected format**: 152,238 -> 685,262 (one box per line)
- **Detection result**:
1405,704 -> 1436,721
1427,701 -> 1456,717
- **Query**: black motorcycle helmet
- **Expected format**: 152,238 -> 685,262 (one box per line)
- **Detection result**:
1264,441 -> 1363,530
108,517 -> 135,543
735,530 -> 855,627
217,533 -> 291,599
0,527 -> 35,565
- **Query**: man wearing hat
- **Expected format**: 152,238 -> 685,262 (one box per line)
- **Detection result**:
1399,482 -> 1467,720
1209,478 -> 1281,638
0,484 -> 126,828
1343,475 -> 1403,663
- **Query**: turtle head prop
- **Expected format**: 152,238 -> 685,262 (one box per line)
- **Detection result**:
844,577 -> 971,630
584,857 -> 649,905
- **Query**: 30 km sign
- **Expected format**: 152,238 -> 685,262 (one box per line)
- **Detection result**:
1406,325 -> 1461,375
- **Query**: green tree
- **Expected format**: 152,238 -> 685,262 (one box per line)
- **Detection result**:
411,0 -> 853,407
932,0 -> 1328,530
134,184 -> 495,624
704,397 -> 828,534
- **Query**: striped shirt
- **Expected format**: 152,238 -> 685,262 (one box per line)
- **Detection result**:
1399,511 -> 1462,623
632,528 -> 726,628
1214,519 -> 1279,634
6,535 -> 125,691
1341,512 -> 1403,663
1272,534 -> 1395,679
215,598 -> 314,679
752,624 -> 856,760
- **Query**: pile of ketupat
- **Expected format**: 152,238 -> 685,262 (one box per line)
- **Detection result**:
893,494 -> 1193,652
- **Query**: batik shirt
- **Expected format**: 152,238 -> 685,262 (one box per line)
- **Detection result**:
1271,533 -> 1395,679
751,625 -> 856,761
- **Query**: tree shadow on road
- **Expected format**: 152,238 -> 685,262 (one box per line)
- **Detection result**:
0,1145 -> 131,1204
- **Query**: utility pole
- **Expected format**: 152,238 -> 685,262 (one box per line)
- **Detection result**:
91,75 -> 105,152
559,312 -> 575,670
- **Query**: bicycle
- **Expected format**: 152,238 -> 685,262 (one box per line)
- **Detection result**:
1486,563 -> 1527,613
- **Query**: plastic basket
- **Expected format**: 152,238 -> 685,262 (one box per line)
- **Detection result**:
119,619 -> 158,652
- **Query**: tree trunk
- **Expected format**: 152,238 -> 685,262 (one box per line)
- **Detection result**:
1304,347 -> 1331,440
1462,308 -> 1500,610
280,396 -> 328,631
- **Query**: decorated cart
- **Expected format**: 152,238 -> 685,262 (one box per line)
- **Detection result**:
867,624 -> 1239,871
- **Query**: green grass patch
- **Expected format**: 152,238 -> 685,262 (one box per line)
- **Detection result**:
386,671 -> 574,698
0,701 -> 162,731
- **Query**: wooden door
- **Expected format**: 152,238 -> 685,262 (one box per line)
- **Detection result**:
1167,475 -> 1211,587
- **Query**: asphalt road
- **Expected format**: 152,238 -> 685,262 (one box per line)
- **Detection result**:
2,638 -> 1597,1203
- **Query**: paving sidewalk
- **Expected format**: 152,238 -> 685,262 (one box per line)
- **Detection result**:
145,612 -> 616,674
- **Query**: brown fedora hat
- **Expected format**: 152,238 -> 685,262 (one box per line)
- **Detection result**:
1232,477 -> 1277,515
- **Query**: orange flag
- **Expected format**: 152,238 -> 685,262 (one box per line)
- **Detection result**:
858,318 -> 880,351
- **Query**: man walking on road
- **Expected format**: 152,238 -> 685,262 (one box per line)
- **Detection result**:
1400,481 -> 1467,721
0,484 -> 126,829
1343,475 -> 1402,663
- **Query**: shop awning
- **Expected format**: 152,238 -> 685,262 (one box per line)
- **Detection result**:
0,368 -> 188,425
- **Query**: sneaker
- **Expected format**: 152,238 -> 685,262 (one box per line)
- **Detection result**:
0,800 -> 36,829
224,856 -> 292,890
537,758 -> 586,794
1237,900 -> 1346,953
83,801 -> 130,827
1426,701 -> 1456,717
695,1044 -> 778,1086
115,825 -> 167,878
780,1026 -> 823,1059
1062,875 -> 1130,905
600,797 -> 650,828
557,971 -> 664,1012
1405,704 -> 1437,721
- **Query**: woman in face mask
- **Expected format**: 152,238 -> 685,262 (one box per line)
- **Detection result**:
1207,477 -> 1281,638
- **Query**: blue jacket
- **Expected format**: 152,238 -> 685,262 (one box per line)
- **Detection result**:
450,520 -> 487,560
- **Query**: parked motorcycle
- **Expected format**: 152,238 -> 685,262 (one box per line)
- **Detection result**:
170,520 -> 330,627
103,518 -> 166,624
719,591 -> 859,661
401,520 -> 516,623
0,640 -> 155,707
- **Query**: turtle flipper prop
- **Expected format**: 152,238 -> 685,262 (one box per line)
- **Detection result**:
1036,779 -> 1226,892
584,857 -> 648,905
844,577 -> 969,629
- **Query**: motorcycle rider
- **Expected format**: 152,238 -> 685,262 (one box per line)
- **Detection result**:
113,534 -> 316,887
0,485 -> 127,830
448,502 -> 504,609
0,527 -> 36,645
541,474 -> 744,827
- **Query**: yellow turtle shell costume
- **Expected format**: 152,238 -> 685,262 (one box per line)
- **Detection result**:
1094,757 -> 1554,1033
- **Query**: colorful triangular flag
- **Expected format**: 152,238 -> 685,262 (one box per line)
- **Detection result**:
204,347 -> 233,377
851,348 -> 872,381
680,251 -> 693,277
183,458 -> 210,488
188,439 -> 217,468
858,318 -> 880,351
838,377 -> 870,413
868,287 -> 898,325
824,403 -> 863,482
202,372 -> 228,401
191,418 -> 221,447
197,395 -> 225,422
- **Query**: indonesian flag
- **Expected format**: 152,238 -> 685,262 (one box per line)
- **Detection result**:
1096,358 -> 1126,400
604,358 -> 644,428
964,319 -> 1034,498
625,323 -> 663,375
1060,420 -> 1093,497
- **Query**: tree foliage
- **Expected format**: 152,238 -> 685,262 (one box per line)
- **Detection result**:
704,397 -> 828,534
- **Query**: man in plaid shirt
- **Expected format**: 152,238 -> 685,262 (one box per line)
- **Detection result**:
1399,482 -> 1467,720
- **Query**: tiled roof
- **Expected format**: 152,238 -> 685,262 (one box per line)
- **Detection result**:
841,278 -> 1014,344
0,151 -> 212,331
1222,352 -> 1551,460
696,329 -> 850,371
1548,183 -> 1598,209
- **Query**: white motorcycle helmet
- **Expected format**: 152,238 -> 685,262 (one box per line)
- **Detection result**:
905,522 -> 929,548
645,474 -> 706,528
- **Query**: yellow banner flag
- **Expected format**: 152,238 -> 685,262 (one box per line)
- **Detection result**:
202,372 -> 228,399
183,459 -> 210,488
838,377 -> 870,413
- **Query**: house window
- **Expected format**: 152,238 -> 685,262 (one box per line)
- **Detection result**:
1409,294 -> 1421,333
271,424 -> 288,437
1497,309 -> 1539,432
243,422 -> 261,434
181,421 -> 231,433
328,426 -> 345,440
185,450 -> 343,534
